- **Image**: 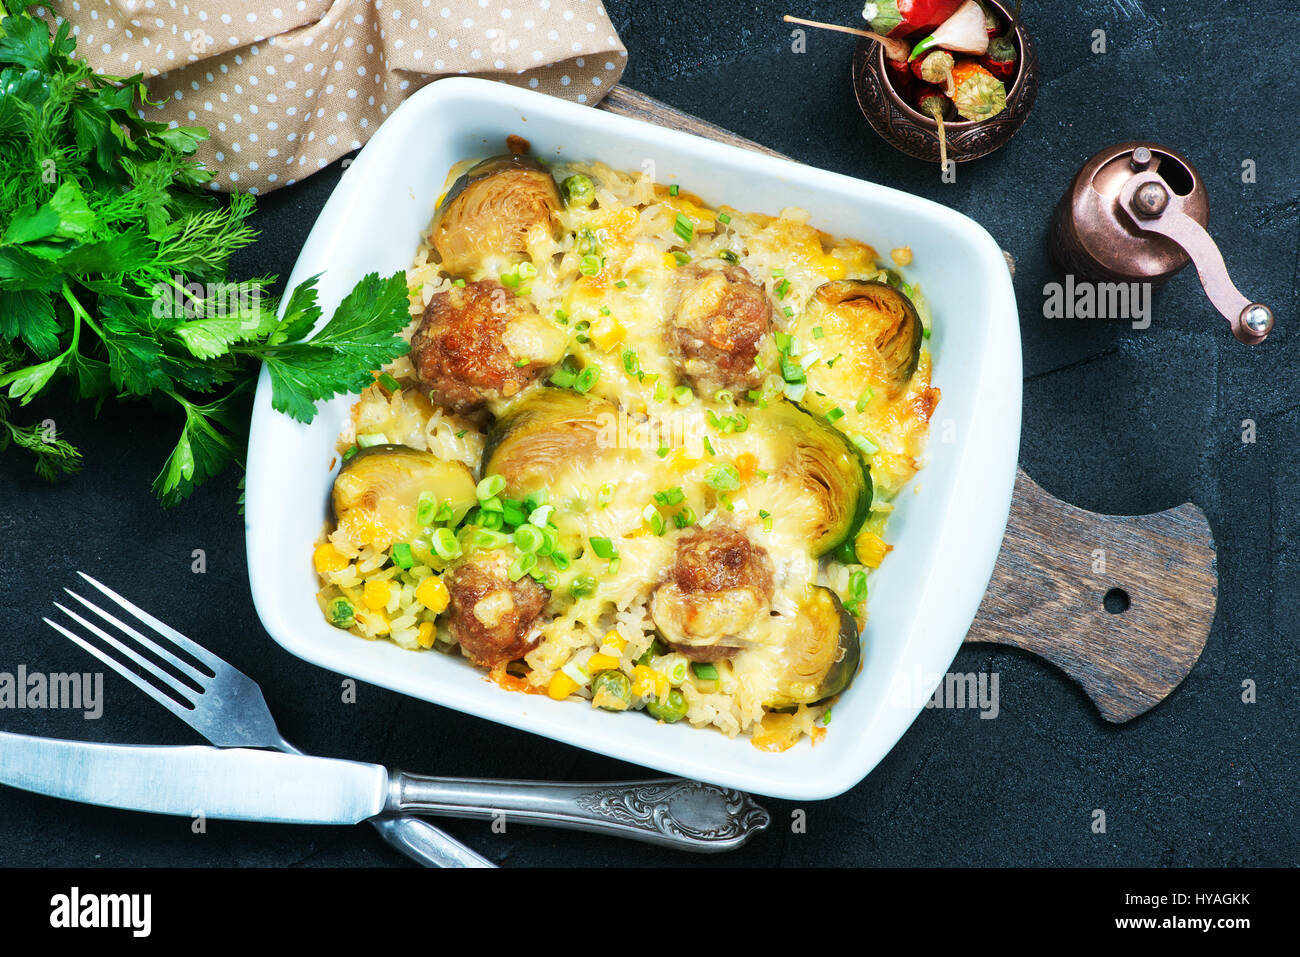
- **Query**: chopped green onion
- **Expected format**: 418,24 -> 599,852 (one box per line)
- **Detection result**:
589,536 -> 618,560
417,491 -> 437,526
434,501 -> 455,524
654,487 -> 685,506
719,249 -> 740,264
656,445 -> 671,458
549,366 -> 577,388
508,552 -> 538,581
341,445 -> 360,463
432,527 -> 462,560
356,432 -> 388,448
672,250 -> 691,266
691,662 -> 719,681
502,498 -> 528,527
654,381 -> 670,402
673,385 -> 694,405
390,543 -> 414,569
775,278 -> 790,299
622,349 -> 640,376
468,528 -> 510,550
669,183 -> 680,196
856,387 -> 874,413
607,556 -> 621,576
732,413 -> 749,433
923,326 -> 932,340
551,548 -> 571,571
812,326 -> 825,340
528,504 -> 554,527
377,372 -> 401,392
673,213 -> 694,243
555,308 -> 569,324
783,306 -> 794,317
702,435 -> 716,456
615,279 -> 628,288
514,524 -> 544,554
706,464 -> 741,491
477,475 -> 506,500
717,212 -> 732,225
579,254 -> 602,276
822,706 -> 833,726
570,576 -> 597,599
826,407 -> 846,423
772,268 -> 785,278
574,366 -> 600,394
674,506 -> 697,528
759,508 -> 773,532
853,434 -> 880,456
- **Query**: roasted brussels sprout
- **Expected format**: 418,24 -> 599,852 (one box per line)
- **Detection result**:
764,586 -> 860,709
431,154 -> 561,275
645,688 -> 688,723
804,280 -> 922,396
591,670 -> 633,711
650,526 -> 774,661
748,399 -> 872,557
331,445 -> 477,549
481,387 -> 620,491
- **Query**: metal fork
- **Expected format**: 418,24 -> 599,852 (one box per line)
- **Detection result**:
46,573 -> 771,856
47,572 -> 492,868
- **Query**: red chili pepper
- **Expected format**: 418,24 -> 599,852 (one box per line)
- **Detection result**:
885,54 -> 915,97
981,34 -> 1017,81
863,0 -> 964,39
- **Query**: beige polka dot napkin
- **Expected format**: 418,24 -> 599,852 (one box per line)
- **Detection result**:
39,0 -> 627,193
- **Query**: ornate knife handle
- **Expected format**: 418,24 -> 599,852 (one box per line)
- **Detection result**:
386,774 -> 770,853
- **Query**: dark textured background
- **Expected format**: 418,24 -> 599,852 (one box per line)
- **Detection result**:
1,0 -> 1295,867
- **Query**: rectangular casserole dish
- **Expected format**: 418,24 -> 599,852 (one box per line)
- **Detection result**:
245,77 -> 1021,800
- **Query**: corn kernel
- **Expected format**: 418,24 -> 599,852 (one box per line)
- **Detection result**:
587,653 -> 620,673
312,542 -> 349,574
631,665 -> 668,700
415,575 -> 450,613
548,671 -> 579,700
362,579 -> 392,611
416,622 -> 435,649
819,254 -> 847,279
602,630 -> 627,652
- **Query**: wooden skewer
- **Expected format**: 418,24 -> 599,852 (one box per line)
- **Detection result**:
782,14 -> 910,61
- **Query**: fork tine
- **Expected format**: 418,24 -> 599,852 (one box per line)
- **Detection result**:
76,571 -> 226,674
51,602 -> 200,705
44,616 -> 199,727
63,588 -> 210,687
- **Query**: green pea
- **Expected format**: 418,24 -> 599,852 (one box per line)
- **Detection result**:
561,174 -> 596,207
645,688 -> 688,723
591,670 -> 632,711
326,597 -> 355,628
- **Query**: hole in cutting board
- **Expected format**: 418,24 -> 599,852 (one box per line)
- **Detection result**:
1103,587 -> 1131,614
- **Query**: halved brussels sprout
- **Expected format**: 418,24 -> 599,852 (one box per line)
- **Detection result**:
481,387 -> 618,490
806,280 -> 922,396
764,586 -> 861,709
431,154 -> 561,275
331,445 -> 477,549
749,399 -> 872,557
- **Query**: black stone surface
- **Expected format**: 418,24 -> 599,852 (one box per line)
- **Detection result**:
1,0 -> 1295,867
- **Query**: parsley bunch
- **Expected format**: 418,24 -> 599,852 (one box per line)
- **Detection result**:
0,4 -> 412,504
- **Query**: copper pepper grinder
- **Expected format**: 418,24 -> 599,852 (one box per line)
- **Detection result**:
1049,141 -> 1274,344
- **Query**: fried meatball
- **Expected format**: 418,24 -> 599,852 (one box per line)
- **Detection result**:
668,263 -> 773,395
650,526 -> 775,661
445,550 -> 548,668
410,279 -> 560,413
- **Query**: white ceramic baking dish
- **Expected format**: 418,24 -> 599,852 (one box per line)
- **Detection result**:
244,77 -> 1021,800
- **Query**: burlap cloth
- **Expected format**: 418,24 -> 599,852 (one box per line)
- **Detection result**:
36,0 -> 627,193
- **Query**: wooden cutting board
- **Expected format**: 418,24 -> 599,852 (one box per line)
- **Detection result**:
598,86 -> 1218,724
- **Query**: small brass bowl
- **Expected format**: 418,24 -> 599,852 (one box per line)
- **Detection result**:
851,0 -> 1039,163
